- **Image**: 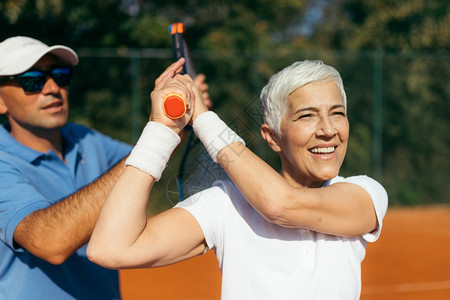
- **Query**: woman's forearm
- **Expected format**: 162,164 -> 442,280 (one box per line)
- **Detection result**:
216,142 -> 377,236
87,166 -> 155,268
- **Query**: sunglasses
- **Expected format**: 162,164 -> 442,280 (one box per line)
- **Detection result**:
0,67 -> 73,92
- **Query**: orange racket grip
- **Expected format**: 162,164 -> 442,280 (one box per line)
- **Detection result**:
163,94 -> 186,119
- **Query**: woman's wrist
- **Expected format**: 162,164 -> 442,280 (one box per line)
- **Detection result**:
148,115 -> 184,135
125,122 -> 181,181
192,111 -> 245,163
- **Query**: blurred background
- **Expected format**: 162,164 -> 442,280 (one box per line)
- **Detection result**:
2,1 -> 449,299
1,0 -> 448,214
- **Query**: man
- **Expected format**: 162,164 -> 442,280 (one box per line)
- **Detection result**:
0,36 -> 132,299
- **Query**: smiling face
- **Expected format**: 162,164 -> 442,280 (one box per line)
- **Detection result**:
263,80 -> 349,188
0,54 -> 70,138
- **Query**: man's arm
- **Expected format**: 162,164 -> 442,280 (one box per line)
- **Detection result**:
16,61 -> 213,266
14,157 -> 126,265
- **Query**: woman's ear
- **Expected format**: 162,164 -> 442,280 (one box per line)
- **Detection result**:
261,123 -> 282,152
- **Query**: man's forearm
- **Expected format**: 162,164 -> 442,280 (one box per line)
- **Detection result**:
14,157 -> 127,264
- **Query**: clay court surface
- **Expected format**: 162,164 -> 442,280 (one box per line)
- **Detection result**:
120,205 -> 450,299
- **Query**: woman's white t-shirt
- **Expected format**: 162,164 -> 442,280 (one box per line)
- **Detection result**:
176,175 -> 388,300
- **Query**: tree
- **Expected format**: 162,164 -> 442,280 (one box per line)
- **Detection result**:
308,0 -> 450,204
1,0 -> 448,206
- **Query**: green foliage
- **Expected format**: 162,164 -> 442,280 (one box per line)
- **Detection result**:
1,0 -> 448,209
313,0 -> 449,50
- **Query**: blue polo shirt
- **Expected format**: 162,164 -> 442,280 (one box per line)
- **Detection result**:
0,122 -> 132,300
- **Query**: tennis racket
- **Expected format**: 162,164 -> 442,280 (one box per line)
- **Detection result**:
163,22 -> 196,119
165,22 -> 229,203
167,22 -> 200,202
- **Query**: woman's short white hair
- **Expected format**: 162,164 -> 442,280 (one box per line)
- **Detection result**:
260,60 -> 347,136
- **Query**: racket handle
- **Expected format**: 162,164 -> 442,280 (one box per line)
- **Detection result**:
163,94 -> 186,119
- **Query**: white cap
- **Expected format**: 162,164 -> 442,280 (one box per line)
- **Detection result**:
0,36 -> 79,76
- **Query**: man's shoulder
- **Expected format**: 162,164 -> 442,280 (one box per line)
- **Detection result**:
0,148 -> 18,163
62,123 -> 111,145
0,148 -> 29,177
63,123 -> 132,159
62,122 -> 94,138
0,123 -> 13,148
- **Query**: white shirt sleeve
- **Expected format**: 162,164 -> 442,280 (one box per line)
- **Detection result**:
339,175 -> 388,242
175,182 -> 231,250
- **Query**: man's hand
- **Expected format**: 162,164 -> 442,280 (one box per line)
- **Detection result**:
194,73 -> 212,110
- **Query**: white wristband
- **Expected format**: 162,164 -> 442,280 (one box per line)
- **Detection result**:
192,111 -> 245,163
125,122 -> 181,181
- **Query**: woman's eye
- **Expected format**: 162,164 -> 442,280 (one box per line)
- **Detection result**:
332,111 -> 346,117
298,114 -> 313,119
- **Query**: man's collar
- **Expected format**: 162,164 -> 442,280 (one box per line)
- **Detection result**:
0,123 -> 54,163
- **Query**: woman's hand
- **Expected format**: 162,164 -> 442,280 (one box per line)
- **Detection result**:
150,58 -> 195,133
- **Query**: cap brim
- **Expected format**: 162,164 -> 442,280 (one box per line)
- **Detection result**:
47,45 -> 79,66
1,45 -> 79,76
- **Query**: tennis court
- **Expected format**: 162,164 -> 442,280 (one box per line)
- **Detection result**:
120,205 -> 450,299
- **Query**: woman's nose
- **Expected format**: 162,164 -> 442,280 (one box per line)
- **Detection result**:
317,117 -> 337,137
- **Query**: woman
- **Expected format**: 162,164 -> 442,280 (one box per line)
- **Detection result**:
88,58 -> 388,299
